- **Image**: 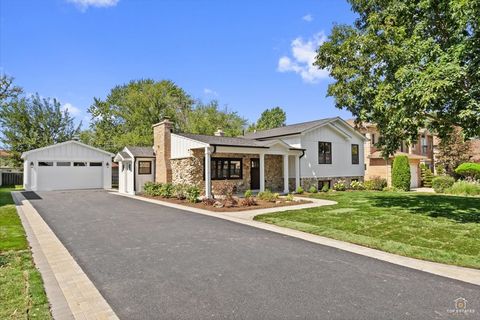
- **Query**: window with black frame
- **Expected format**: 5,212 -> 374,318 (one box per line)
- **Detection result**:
351,144 -> 359,164
138,161 -> 152,174
207,158 -> 242,180
318,142 -> 332,164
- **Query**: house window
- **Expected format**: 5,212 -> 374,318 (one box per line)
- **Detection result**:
38,161 -> 53,166
73,162 -> 87,167
89,162 -> 102,166
138,161 -> 152,174
371,134 -> 375,145
206,158 -> 243,180
318,142 -> 332,164
351,144 -> 359,164
56,161 -> 71,166
318,180 -> 331,190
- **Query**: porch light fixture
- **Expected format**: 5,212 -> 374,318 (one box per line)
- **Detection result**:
106,162 -> 110,168
30,161 -> 34,168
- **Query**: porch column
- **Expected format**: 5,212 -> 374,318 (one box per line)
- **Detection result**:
259,153 -> 265,192
205,147 -> 213,198
283,154 -> 289,194
295,155 -> 300,191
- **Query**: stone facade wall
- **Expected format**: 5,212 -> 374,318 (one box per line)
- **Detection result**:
170,151 -> 290,194
299,176 -> 364,191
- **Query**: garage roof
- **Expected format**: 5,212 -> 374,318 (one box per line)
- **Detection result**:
21,140 -> 114,159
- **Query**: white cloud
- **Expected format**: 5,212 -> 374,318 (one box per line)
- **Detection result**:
66,0 -> 119,11
62,103 -> 81,116
203,88 -> 219,97
277,32 -> 329,83
302,14 -> 313,22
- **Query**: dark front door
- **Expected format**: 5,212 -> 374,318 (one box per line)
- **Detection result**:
250,159 -> 260,190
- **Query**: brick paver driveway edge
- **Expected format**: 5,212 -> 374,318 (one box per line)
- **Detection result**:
12,191 -> 119,320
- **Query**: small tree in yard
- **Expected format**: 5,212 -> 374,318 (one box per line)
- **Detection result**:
392,156 -> 411,191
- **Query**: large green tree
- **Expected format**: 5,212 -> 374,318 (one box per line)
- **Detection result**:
0,92 -> 80,163
248,107 -> 287,132
85,79 -> 247,152
315,0 -> 480,156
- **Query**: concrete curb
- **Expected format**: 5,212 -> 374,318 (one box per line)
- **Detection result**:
12,191 -> 119,320
114,192 -> 480,287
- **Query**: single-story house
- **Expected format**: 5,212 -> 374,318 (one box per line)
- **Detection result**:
22,140 -> 114,191
115,117 -> 366,196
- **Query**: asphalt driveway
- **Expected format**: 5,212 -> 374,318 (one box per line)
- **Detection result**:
26,190 -> 479,319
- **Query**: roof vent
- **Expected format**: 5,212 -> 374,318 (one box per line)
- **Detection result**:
214,129 -> 225,137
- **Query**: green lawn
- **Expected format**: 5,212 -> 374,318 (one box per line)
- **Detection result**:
0,187 -> 51,319
254,191 -> 480,269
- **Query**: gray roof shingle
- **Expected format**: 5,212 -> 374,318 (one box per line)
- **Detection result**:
175,133 -> 270,148
243,117 -> 336,140
126,146 -> 155,157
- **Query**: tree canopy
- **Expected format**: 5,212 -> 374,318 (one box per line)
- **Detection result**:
248,107 -> 286,132
315,0 -> 480,156
84,79 -> 247,153
0,76 -> 81,163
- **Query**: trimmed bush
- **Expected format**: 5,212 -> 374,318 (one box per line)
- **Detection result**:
350,180 -> 365,190
244,189 -> 253,198
455,162 -> 480,180
420,163 -> 433,187
258,189 -> 279,202
320,184 -> 329,192
296,186 -> 304,194
432,176 -> 455,193
285,193 -> 294,201
143,182 -> 162,196
308,186 -> 318,193
392,155 -> 411,191
333,180 -> 347,191
173,184 -> 188,200
435,163 -> 445,175
364,177 -> 387,191
159,183 -> 174,198
185,185 -> 200,203
445,180 -> 480,196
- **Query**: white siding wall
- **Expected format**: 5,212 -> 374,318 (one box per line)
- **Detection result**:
297,124 -> 364,178
135,157 -> 155,192
171,134 -> 206,159
23,142 -> 112,191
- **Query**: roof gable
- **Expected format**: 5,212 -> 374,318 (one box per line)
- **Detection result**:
21,140 -> 114,159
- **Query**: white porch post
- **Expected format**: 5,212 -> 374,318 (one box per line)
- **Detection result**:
259,153 -> 265,192
283,154 -> 289,194
295,155 -> 300,191
205,147 -> 212,198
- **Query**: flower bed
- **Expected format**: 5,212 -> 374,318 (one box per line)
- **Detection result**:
141,181 -> 310,212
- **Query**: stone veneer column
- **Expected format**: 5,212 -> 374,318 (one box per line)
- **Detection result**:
204,147 -> 212,198
295,155 -> 300,191
152,118 -> 173,183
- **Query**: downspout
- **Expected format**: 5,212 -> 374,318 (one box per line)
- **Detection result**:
299,150 -> 305,188
133,157 -> 136,194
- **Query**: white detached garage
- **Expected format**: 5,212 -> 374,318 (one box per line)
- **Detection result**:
22,140 -> 114,191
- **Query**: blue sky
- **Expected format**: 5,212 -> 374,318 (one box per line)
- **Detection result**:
0,0 -> 356,128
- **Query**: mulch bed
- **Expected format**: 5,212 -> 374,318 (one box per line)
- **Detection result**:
140,195 -> 311,212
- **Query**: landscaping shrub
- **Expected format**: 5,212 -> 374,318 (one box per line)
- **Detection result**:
159,183 -> 174,198
455,162 -> 480,180
202,198 -> 216,206
435,163 -> 445,175
432,176 -> 455,193
364,176 -> 387,191
420,163 -> 433,187
173,184 -> 188,200
143,182 -> 162,196
333,180 -> 347,191
215,181 -> 237,206
308,186 -> 318,193
244,189 -> 253,198
320,184 -> 329,192
241,196 -> 257,206
257,189 -> 279,202
186,185 -> 200,203
350,180 -> 365,190
285,193 -> 294,201
392,155 -> 411,191
296,186 -> 304,194
444,180 -> 480,196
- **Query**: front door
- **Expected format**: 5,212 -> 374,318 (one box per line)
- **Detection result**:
250,159 -> 260,189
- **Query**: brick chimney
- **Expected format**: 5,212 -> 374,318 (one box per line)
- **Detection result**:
153,118 -> 173,183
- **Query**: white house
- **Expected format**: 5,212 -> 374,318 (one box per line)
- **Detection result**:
115,117 -> 366,196
22,140 -> 114,191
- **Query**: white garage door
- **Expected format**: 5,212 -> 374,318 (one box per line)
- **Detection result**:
36,161 -> 103,191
